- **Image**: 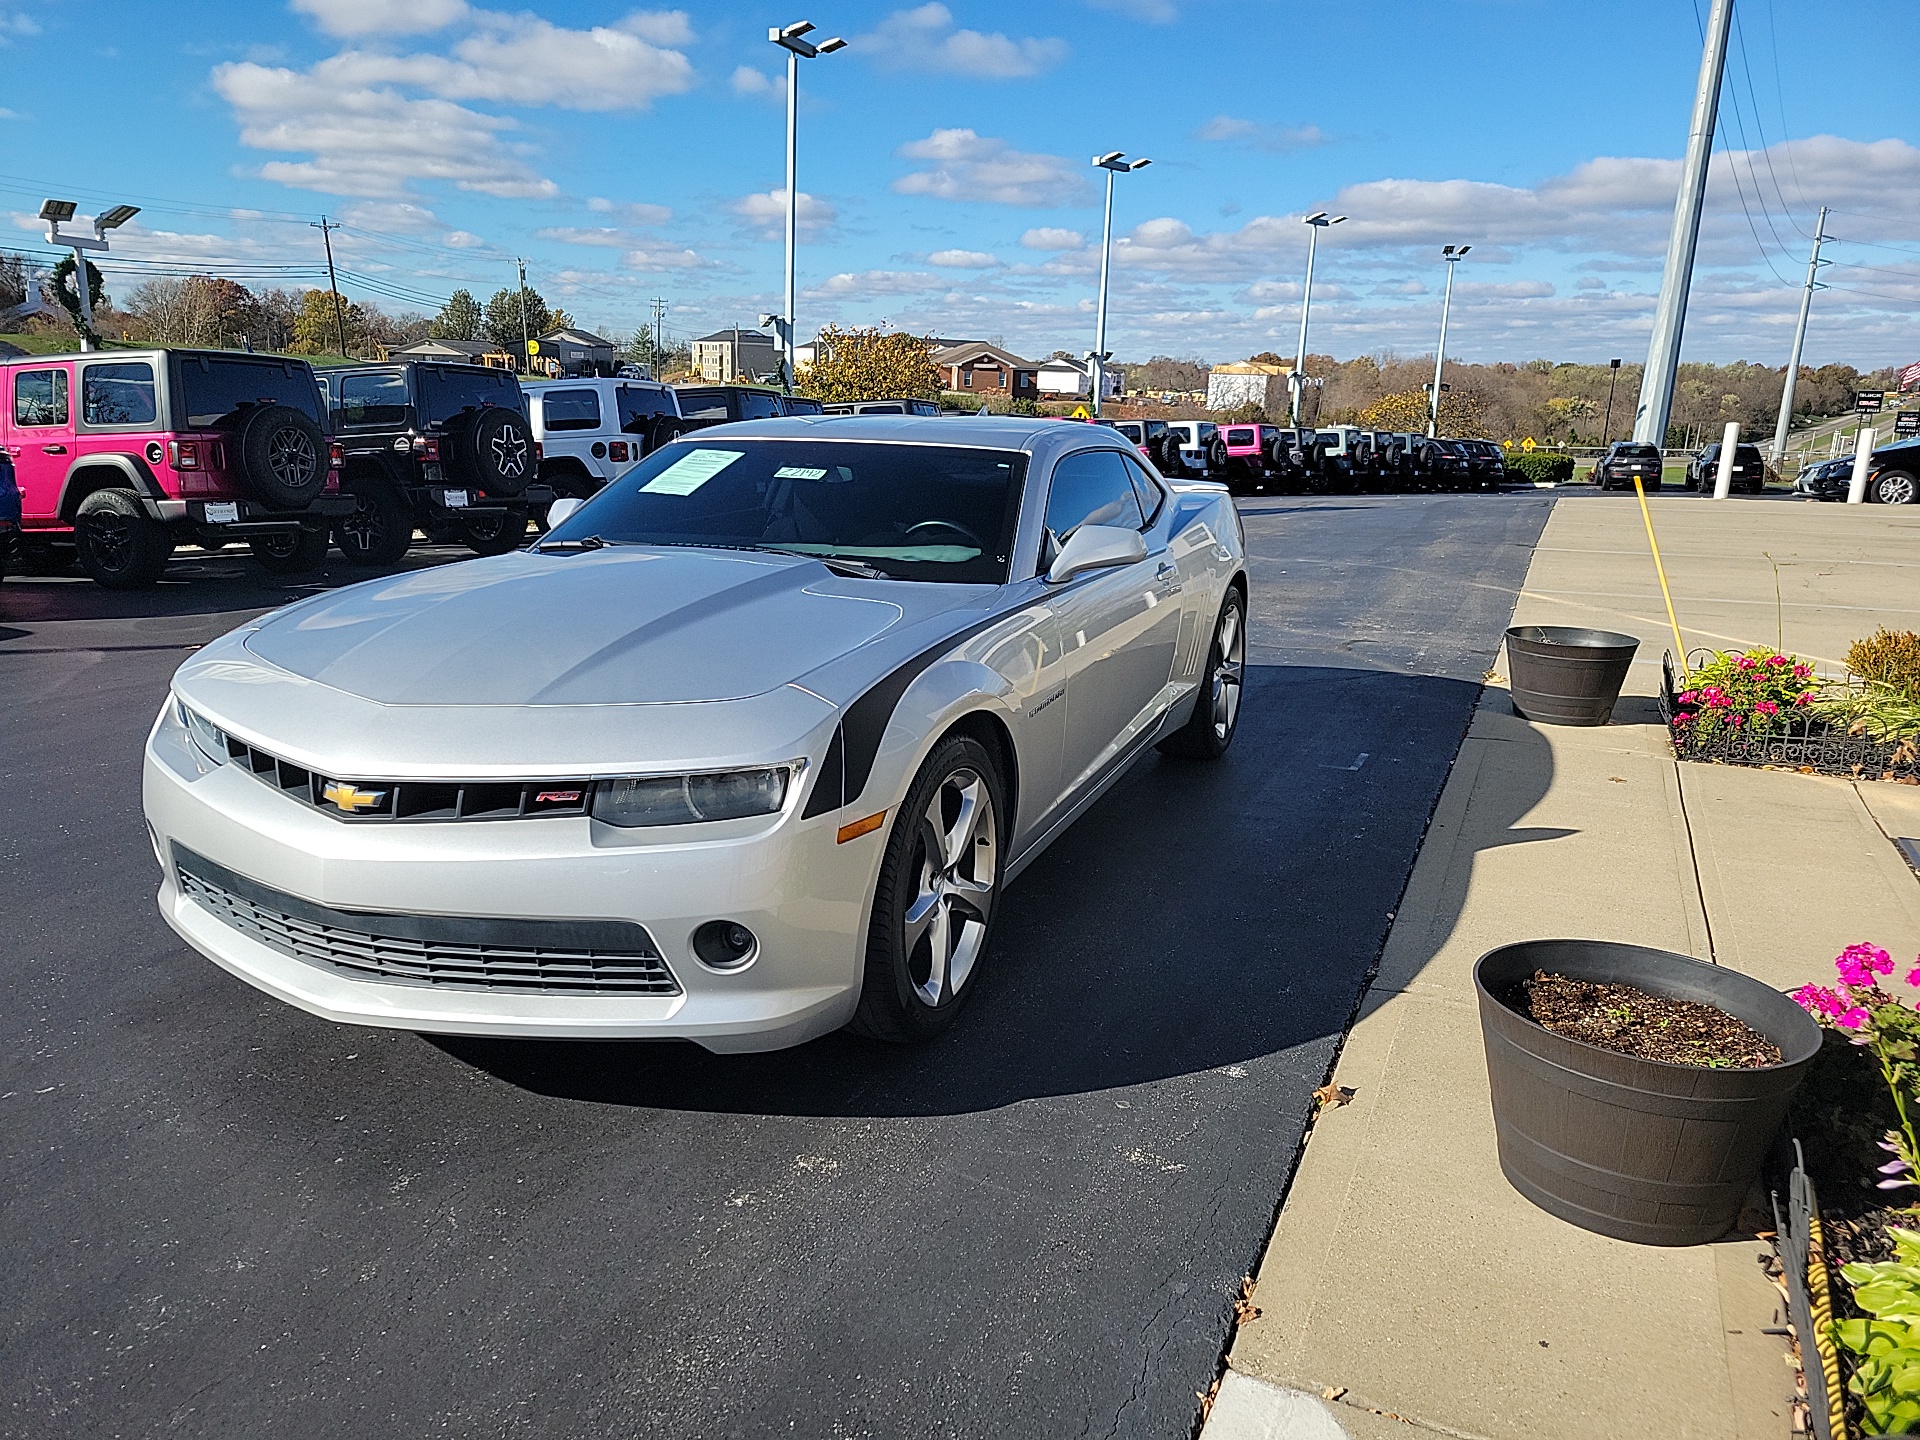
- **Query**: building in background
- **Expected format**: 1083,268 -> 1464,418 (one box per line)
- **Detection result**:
931,341 -> 1040,400
691,328 -> 781,383
1206,360 -> 1292,413
527,326 -> 618,378
383,337 -> 520,369
1035,355 -> 1124,401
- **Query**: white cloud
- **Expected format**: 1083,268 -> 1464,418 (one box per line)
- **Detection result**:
731,65 -> 786,101
1089,0 -> 1178,20
538,227 -> 630,248
0,9 -> 43,41
588,197 -> 673,226
928,249 -> 999,269
0,107 -> 17,119
812,270 -> 941,297
291,0 -> 467,36
895,130 -> 1090,207
1021,227 -> 1084,250
212,60 -> 557,199
621,246 -> 707,272
732,189 -> 837,237
1195,116 -> 1327,154
865,4 -> 1067,78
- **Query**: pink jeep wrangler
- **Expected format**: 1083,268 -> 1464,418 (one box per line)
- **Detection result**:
0,348 -> 349,589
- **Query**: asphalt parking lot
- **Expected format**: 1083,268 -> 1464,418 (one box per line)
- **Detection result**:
2,495 -> 1552,1440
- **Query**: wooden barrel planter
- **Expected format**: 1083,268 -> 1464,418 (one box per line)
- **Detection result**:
1475,940 -> 1822,1246
1505,625 -> 1639,726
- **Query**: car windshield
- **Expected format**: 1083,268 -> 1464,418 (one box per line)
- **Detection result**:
176,355 -> 321,428
546,439 -> 1027,584
417,366 -> 521,425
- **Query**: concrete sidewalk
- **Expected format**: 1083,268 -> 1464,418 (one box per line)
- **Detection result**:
1207,495 -> 1920,1440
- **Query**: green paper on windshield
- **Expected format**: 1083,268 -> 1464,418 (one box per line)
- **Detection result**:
641,449 -> 743,496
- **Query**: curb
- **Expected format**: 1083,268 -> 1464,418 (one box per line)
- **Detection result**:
1201,1372 -> 1355,1439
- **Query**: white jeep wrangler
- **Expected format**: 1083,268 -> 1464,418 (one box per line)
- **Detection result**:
521,377 -> 684,500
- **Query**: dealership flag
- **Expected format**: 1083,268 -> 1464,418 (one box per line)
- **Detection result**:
1901,361 -> 1920,392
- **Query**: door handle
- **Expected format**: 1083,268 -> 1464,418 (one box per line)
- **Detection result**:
42,444 -> 67,455
1154,560 -> 1182,592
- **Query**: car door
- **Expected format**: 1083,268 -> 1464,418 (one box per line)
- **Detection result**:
1041,448 -> 1183,800
5,361 -> 75,527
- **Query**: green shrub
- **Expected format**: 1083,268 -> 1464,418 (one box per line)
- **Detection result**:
1849,630 -> 1920,702
1505,450 -> 1575,485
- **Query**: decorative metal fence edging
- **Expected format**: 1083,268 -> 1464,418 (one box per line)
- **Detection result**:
1661,653 -> 1920,781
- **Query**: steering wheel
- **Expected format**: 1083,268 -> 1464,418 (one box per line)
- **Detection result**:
905,518 -> 984,548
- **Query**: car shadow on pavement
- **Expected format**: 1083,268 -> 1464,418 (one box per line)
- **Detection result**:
433,662 -> 1561,1118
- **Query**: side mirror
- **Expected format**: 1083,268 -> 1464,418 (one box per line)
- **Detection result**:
547,496 -> 585,528
1045,524 -> 1148,585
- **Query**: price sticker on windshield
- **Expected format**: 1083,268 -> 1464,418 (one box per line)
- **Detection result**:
774,466 -> 829,480
641,449 -> 742,496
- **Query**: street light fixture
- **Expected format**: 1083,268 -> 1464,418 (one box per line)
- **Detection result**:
1089,150 -> 1151,418
40,197 -> 140,351
1428,244 -> 1470,438
769,19 -> 846,392
1291,211 -> 1345,425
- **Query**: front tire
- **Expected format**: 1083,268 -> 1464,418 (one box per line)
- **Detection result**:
849,735 -> 1005,1044
75,489 -> 172,590
1160,587 -> 1246,760
1873,469 -> 1917,505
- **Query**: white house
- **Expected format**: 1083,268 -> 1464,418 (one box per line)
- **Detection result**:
1035,356 -> 1123,401
1205,361 -> 1292,413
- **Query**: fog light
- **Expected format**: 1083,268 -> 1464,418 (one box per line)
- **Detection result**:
692,920 -> 757,971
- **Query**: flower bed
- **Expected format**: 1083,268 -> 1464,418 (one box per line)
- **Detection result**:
1661,652 -> 1920,782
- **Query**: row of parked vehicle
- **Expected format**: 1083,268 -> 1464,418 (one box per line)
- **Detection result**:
0,344 -> 927,589
1103,418 -> 1510,495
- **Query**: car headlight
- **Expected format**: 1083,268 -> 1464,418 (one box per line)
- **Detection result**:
591,766 -> 794,827
178,700 -> 230,766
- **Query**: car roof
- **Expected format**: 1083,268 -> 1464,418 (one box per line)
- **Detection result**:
669,413 -> 1138,459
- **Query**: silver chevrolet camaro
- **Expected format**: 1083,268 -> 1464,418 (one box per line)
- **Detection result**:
143,416 -> 1247,1051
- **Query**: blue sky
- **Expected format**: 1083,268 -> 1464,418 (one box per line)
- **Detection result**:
3,0 -> 1918,367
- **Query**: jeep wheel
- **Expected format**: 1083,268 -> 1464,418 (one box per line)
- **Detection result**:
76,489 -> 173,590
333,479 -> 413,566
459,508 -> 530,556
237,405 -> 328,509
445,407 -> 533,497
249,527 -> 328,575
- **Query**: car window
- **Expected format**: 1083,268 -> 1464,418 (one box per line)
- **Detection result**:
12,368 -> 69,427
781,396 -> 824,416
1045,449 -> 1145,544
546,438 -> 1027,584
738,390 -> 781,420
1120,454 -> 1165,525
540,388 -> 601,432
176,355 -> 322,428
615,385 -> 675,430
908,400 -> 939,416
862,403 -> 904,414
1225,427 -> 1256,446
82,362 -> 157,427
337,372 -> 409,428
417,365 -> 520,424
675,388 -> 730,420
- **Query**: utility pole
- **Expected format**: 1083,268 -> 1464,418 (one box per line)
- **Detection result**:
1631,0 -> 1734,447
1770,205 -> 1830,464
1428,245 -> 1469,438
515,258 -> 531,375
650,297 -> 669,373
311,216 -> 347,357
1601,358 -> 1623,446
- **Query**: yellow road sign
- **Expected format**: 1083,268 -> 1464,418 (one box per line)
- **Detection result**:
1521,436 -> 1537,452
1502,439 -> 1514,449
527,339 -> 541,354
1070,405 -> 1090,419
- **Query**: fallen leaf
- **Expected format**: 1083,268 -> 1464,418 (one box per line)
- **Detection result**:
1321,1386 -> 1348,1402
1312,1084 -> 1356,1111
1482,669 -> 1505,684
1232,1275 -> 1262,1326
1608,776 -> 1627,783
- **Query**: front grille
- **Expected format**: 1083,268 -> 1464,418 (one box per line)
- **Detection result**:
174,846 -> 679,996
212,727 -> 591,823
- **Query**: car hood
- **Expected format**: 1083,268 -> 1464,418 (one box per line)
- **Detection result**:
241,547 -> 944,706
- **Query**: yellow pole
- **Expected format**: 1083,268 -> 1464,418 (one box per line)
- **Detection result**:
1634,476 -> 1690,682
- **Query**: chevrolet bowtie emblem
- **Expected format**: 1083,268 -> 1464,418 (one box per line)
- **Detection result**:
320,781 -> 386,814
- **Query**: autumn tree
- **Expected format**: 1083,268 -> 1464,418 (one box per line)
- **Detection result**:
432,288 -> 483,341
291,288 -> 367,356
797,326 -> 941,402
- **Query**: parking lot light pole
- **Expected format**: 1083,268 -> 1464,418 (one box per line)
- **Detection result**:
1601,358 -> 1622,446
1428,245 -> 1469,438
40,198 -> 138,351
770,21 -> 846,393
1291,212 -> 1344,425
1090,151 -> 1150,418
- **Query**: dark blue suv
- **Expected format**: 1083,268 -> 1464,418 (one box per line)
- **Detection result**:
0,449 -> 19,582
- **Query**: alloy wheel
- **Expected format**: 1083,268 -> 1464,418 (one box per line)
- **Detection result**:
341,496 -> 384,549
1878,471 -> 1917,505
1208,601 -> 1245,742
902,768 -> 997,1007
491,423 -> 529,480
85,512 -> 133,572
269,429 -> 318,488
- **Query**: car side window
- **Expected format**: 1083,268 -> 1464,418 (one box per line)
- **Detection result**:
540,388 -> 600,432
615,386 -> 674,430
1119,454 -> 1165,526
738,391 -> 781,419
13,368 -> 69,427
82,362 -> 157,427
339,372 -> 409,428
1044,450 -> 1145,550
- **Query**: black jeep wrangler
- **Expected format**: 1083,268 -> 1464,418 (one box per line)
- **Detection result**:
315,361 -> 549,565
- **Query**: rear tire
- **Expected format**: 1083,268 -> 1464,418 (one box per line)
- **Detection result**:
459,507 -> 530,556
1160,587 -> 1246,760
75,489 -> 172,590
848,734 -> 1005,1045
1873,469 -> 1917,505
249,527 -> 328,574
333,478 -> 413,566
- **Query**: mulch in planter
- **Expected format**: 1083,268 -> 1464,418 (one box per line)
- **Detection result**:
1514,970 -> 1784,1068
1792,1030 -> 1920,1267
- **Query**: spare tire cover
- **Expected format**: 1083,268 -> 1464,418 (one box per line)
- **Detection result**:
237,405 -> 327,509
446,406 -> 533,496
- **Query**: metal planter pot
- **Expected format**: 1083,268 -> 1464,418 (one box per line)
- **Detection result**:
1504,625 -> 1639,726
1474,940 -> 1822,1247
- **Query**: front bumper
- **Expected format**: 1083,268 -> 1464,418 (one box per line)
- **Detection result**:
143,706 -> 874,1052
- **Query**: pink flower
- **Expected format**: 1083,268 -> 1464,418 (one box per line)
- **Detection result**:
1905,965 -> 1920,989
1674,712 -> 1693,725
1795,983 -> 1849,1018
1838,1006 -> 1871,1030
1738,656 -> 1758,670
1839,955 -> 1875,987
1842,943 -> 1895,977
1794,664 -> 1812,680
1795,691 -> 1813,706
1769,655 -> 1790,668
1756,700 -> 1780,716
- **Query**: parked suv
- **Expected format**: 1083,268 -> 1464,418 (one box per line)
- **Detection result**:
1,348 -> 348,588
1591,441 -> 1664,491
522,376 -> 682,503
820,398 -> 940,416
1457,438 -> 1509,490
673,385 -> 821,427
317,361 -> 547,565
1685,441 -> 1766,495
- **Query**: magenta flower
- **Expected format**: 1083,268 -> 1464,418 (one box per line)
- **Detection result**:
1840,955 -> 1875,988
1755,700 -> 1780,716
1795,983 -> 1849,1018
1842,942 -> 1895,977
1838,1006 -> 1871,1030
1738,656 -> 1758,670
